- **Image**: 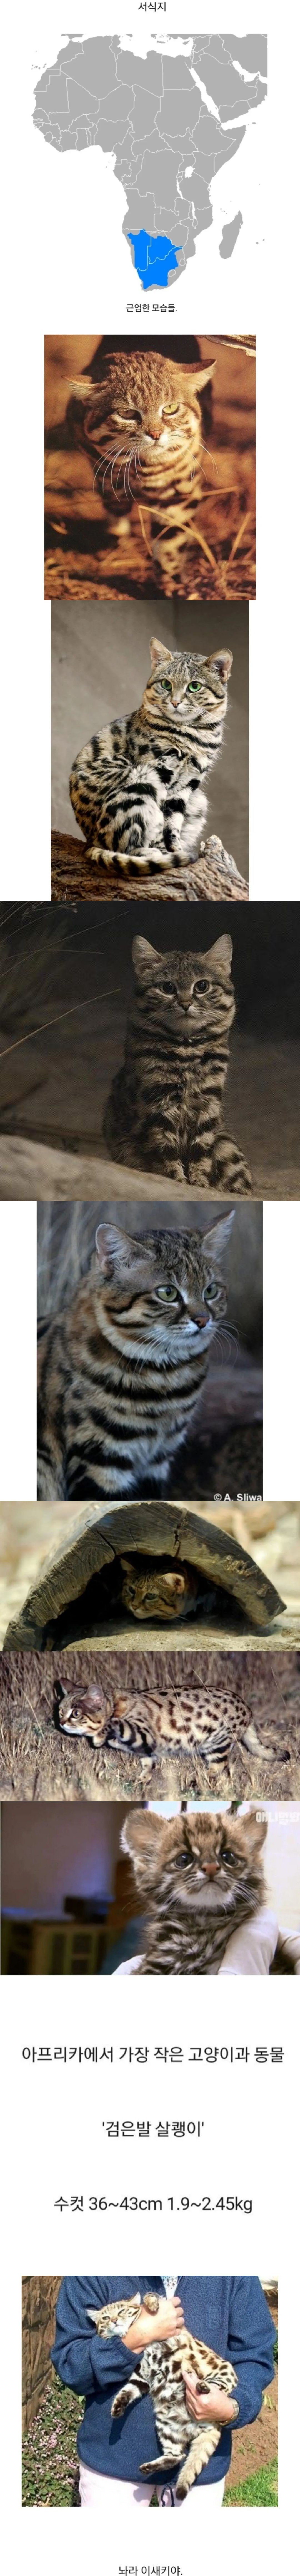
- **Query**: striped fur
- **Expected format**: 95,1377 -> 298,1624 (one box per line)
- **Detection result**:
37,1212 -> 232,1502
122,1807 -> 267,1975
104,932 -> 252,1192
88,2292 -> 237,2494
58,1679 -> 275,1765
69,639 -> 236,873
67,349 -> 214,523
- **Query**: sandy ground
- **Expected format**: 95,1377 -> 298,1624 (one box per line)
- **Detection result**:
1,1033 -> 299,1200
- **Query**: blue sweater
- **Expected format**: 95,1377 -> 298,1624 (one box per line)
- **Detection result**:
52,2274 -> 274,2486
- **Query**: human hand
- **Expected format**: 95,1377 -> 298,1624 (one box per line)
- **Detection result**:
123,2296 -> 185,2352
182,2369 -> 236,2426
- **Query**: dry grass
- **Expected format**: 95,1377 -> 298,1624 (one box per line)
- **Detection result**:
1,1644 -> 299,1805
45,337 -> 256,604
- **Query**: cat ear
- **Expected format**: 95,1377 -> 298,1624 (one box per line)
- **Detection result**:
204,935 -> 233,973
208,650 -> 233,681
201,1211 -> 235,1268
189,364 -> 216,393
132,936 -> 161,969
149,636 -> 171,670
121,1811 -> 165,1870
243,1812 -> 268,1852
95,1223 -> 135,1276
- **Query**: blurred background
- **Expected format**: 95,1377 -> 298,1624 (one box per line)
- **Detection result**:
37,1197 -> 263,1503
0,901 -> 299,1198
2,1801 -> 299,1975
51,597 -> 249,881
45,333 -> 256,603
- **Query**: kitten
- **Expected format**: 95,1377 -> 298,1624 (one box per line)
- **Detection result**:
66,349 -> 215,520
104,932 -> 252,1192
87,2291 -> 237,2495
37,1212 -> 233,1501
69,637 -> 239,874
121,1806 -> 268,1973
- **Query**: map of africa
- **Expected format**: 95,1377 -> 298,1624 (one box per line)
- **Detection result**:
33,31 -> 267,287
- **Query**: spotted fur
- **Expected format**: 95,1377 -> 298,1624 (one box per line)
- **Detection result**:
87,2291 -> 237,2494
104,932 -> 252,1192
57,1676 -> 271,1763
37,1214 -> 232,1501
122,1806 -> 268,1974
69,638 -> 238,876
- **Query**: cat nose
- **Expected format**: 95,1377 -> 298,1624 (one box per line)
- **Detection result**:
195,1311 -> 208,1329
203,1863 -> 218,1878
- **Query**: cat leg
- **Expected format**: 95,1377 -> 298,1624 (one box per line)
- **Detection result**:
176,2421 -> 221,2498
139,2455 -> 178,2478
187,1146 -> 214,1188
111,2376 -> 144,2419
211,1134 -> 252,1196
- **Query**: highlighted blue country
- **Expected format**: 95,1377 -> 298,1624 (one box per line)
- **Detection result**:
128,230 -> 181,289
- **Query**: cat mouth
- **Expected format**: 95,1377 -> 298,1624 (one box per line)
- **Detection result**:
177,1880 -> 236,1912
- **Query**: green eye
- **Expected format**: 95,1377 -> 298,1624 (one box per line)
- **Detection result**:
155,1286 -> 177,1301
188,681 -> 202,693
160,678 -> 171,691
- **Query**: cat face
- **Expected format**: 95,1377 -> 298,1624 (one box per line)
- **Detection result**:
81,353 -> 214,462
95,1216 -> 233,1351
87,2295 -> 142,2339
122,1807 -> 268,1912
132,934 -> 235,1046
144,639 -> 232,733
119,1555 -> 200,1621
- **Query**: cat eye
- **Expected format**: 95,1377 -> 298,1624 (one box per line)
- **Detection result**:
154,1286 -> 178,1302
187,682 -> 202,693
111,409 -> 140,425
159,679 -> 171,692
223,1847 -> 240,1867
195,978 -> 210,994
163,404 -> 180,416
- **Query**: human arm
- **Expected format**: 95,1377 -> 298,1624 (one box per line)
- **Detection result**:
123,2295 -> 185,2353
51,2276 -> 143,2397
223,2275 -> 275,2423
182,2372 -> 238,2426
218,1909 -> 279,1976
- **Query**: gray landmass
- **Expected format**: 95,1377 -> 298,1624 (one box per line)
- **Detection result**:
34,31 -> 267,277
220,209 -> 243,257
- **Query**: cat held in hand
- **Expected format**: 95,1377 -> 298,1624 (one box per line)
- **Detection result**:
86,2289 -> 237,2495
121,1805 -> 268,1973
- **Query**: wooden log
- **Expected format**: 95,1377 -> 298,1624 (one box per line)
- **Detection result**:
4,1500 -> 284,1649
51,830 -> 248,905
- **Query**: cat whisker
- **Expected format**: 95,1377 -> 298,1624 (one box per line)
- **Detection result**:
127,445 -> 137,500
200,442 -> 220,481
213,1322 -> 240,1368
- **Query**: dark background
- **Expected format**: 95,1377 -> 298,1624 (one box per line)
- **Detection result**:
0,902 -> 299,1196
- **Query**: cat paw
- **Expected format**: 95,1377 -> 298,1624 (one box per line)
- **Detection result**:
111,2391 -> 130,2418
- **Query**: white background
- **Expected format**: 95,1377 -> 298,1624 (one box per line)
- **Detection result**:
0,3 -> 299,2557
